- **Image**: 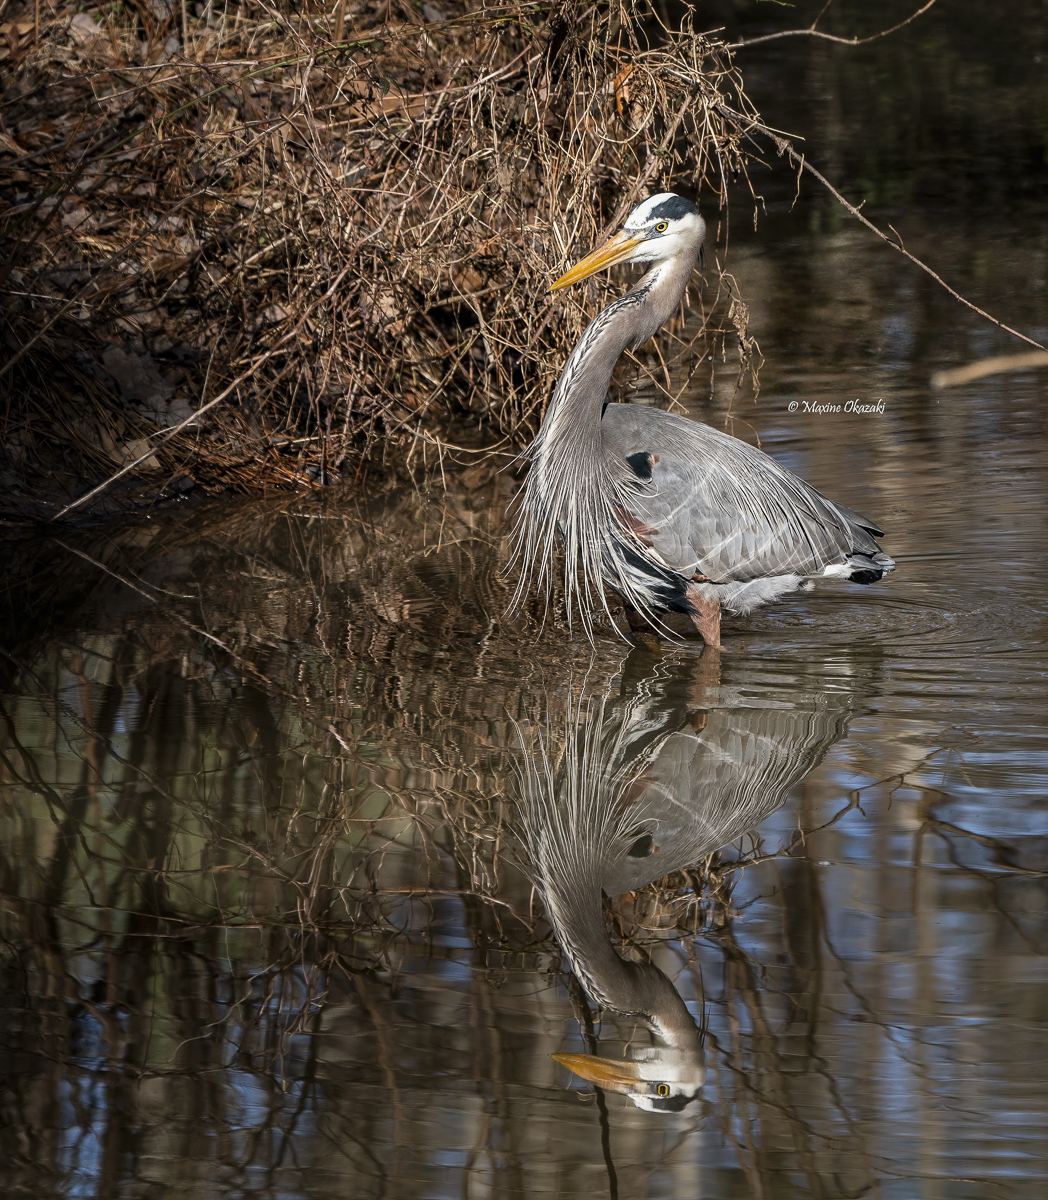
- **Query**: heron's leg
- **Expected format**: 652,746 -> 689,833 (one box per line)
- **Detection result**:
684,585 -> 721,647
621,604 -> 664,652
622,605 -> 653,633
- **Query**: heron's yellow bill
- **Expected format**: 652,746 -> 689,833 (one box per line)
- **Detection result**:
552,1051 -> 644,1095
550,230 -> 645,291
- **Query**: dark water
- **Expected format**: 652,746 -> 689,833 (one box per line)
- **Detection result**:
3,8 -> 1048,1198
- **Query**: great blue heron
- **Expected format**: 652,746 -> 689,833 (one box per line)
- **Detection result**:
516,654 -> 855,1110
511,193 -> 894,644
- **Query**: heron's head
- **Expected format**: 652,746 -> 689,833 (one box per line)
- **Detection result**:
551,193 -> 705,291
553,1048 -> 705,1112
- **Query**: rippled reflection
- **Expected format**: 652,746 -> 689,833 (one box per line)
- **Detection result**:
515,654 -> 855,1112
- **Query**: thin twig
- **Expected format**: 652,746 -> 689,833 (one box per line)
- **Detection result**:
719,106 -> 1046,352
726,1 -> 938,50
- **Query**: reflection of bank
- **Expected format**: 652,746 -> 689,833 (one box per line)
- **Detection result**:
516,651 -> 855,1111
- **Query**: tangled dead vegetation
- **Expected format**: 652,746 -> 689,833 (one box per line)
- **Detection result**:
0,0 -> 765,521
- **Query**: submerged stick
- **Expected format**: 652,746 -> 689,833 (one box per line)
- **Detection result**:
931,352 -> 1048,389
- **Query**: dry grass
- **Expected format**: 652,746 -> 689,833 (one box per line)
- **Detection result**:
0,0 -> 763,520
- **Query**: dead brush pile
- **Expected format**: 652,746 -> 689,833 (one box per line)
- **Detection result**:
0,0 -> 763,521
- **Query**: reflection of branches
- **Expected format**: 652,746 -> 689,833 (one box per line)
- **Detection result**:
702,860 -> 902,1196
2,492 -> 1038,1196
919,809 -> 1047,876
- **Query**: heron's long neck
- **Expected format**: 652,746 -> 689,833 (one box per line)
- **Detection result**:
536,256 -> 693,464
544,879 -> 701,1051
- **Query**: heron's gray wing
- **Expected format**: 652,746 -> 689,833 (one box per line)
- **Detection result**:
599,704 -> 846,895
601,404 -> 884,582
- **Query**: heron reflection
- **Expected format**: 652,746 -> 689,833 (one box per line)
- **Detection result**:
516,652 -> 853,1111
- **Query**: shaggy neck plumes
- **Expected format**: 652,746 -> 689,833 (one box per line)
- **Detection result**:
510,251 -> 698,633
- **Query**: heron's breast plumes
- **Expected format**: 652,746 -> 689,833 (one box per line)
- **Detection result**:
508,288 -> 681,636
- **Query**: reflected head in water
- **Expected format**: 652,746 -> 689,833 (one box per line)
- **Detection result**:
552,1048 -> 703,1113
509,192 -> 894,645
516,648 -> 853,1111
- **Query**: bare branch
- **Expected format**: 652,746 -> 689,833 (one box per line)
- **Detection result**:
719,106 -> 1047,353
726,1 -> 938,51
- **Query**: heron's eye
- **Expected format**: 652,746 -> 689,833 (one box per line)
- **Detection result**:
657,1084 -> 670,1098
655,221 -> 668,232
